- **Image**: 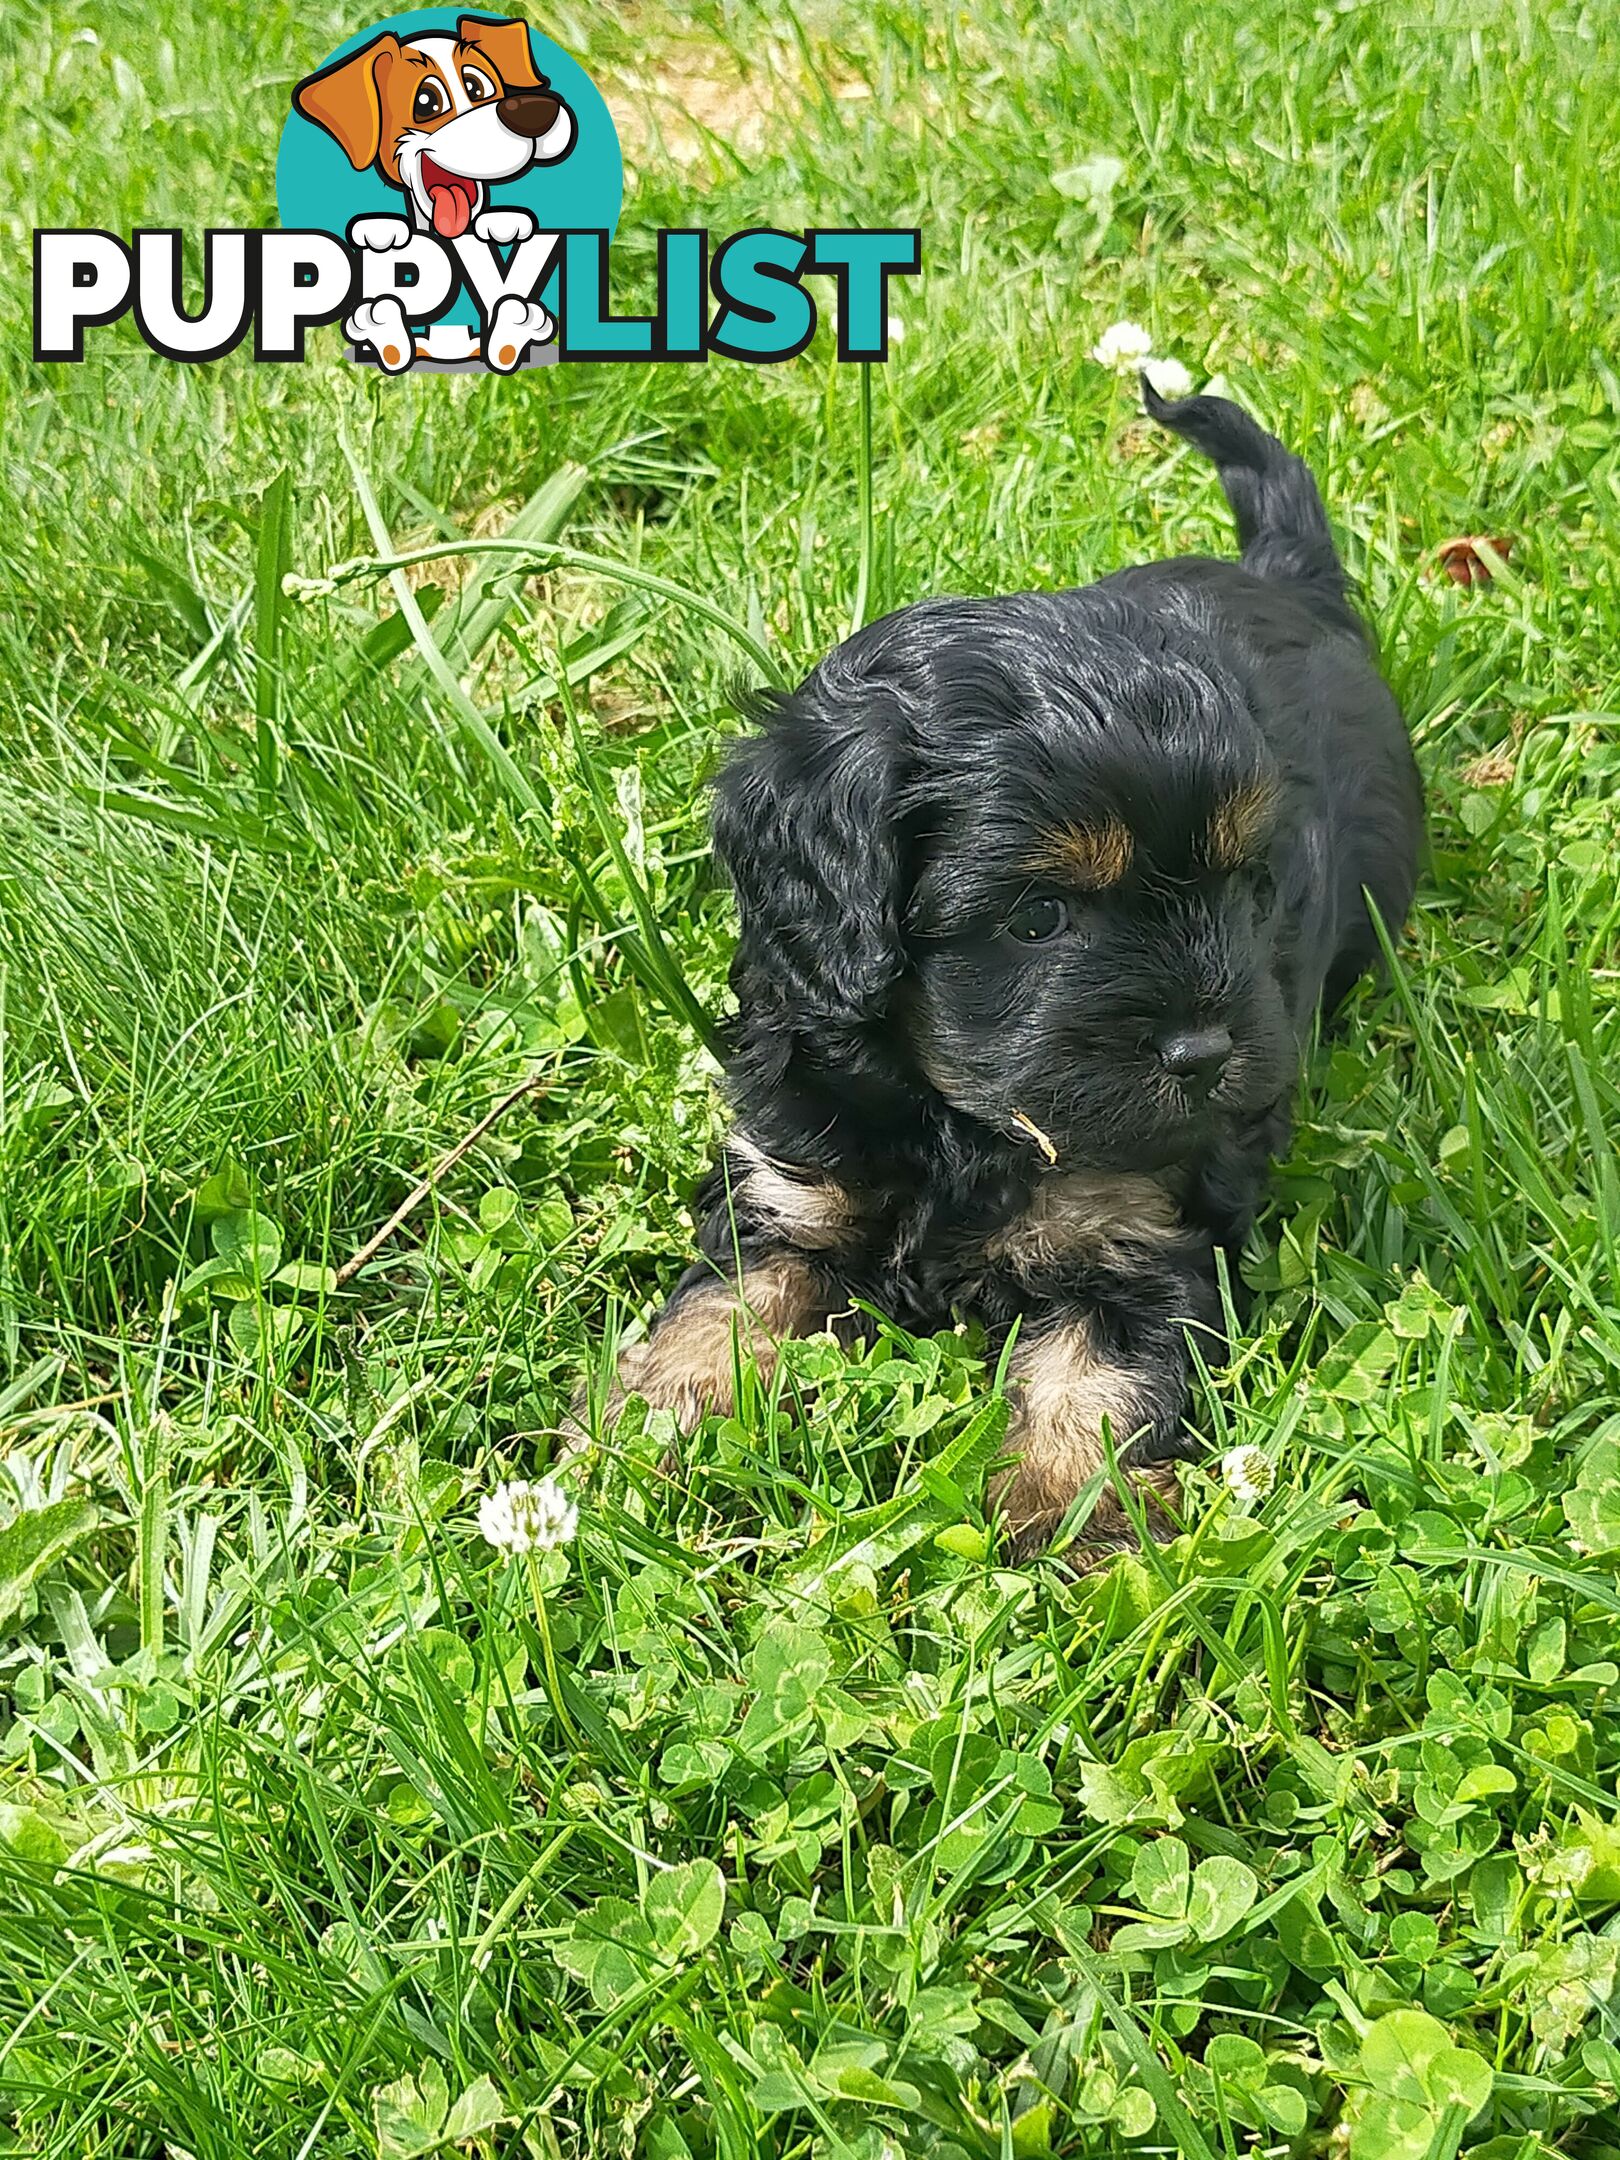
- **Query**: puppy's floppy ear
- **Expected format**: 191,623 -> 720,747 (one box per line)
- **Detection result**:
713,681 -> 910,1033
457,14 -> 544,90
293,34 -> 400,170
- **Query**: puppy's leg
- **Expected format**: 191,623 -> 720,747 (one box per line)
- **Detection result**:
989,1318 -> 1176,1559
345,296 -> 414,373
596,1135 -> 861,1428
990,1255 -> 1224,1560
472,207 -> 538,246
574,1136 -> 859,1447
484,295 -> 554,372
592,1249 -> 839,1433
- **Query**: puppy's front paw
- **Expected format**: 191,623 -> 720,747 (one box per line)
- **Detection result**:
349,215 -> 412,253
990,1454 -> 1180,1566
346,297 -> 414,373
991,1316 -> 1183,1563
484,295 -> 554,372
570,1255 -> 835,1450
563,1312 -> 743,1479
600,1334 -> 730,1434
473,206 -> 538,246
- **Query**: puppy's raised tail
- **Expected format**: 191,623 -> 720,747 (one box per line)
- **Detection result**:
1142,376 -> 1354,617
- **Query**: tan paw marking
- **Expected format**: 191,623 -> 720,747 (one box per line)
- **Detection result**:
990,1317 -> 1173,1559
589,1253 -> 834,1433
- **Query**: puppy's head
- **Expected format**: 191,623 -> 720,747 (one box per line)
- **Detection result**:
715,591 -> 1297,1171
293,16 -> 574,236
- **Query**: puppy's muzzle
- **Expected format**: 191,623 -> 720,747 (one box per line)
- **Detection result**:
498,90 -> 563,138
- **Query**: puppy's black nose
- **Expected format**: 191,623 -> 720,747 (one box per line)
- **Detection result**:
497,90 -> 563,138
1157,1024 -> 1233,1092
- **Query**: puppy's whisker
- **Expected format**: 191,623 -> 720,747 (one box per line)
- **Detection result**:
1010,1109 -> 1061,1165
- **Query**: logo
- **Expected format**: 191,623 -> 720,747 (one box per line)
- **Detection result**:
33,10 -> 919,371
280,10 -> 617,371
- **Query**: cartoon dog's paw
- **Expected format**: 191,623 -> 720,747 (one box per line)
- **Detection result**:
485,295 -> 553,372
346,297 -> 414,373
348,215 -> 412,253
473,206 -> 537,246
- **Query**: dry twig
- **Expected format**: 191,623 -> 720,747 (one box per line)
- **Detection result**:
335,1074 -> 551,1288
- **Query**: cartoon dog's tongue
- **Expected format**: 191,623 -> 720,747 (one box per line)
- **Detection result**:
421,155 -> 477,239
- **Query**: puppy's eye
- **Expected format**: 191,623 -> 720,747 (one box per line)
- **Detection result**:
1006,896 -> 1069,944
462,65 -> 496,102
412,80 -> 448,122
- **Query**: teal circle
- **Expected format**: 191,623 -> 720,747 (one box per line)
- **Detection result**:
275,9 -> 621,330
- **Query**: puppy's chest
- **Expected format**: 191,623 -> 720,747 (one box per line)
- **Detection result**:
725,1137 -> 1188,1323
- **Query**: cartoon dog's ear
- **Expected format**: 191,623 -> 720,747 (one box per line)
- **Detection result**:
456,14 -> 544,90
713,679 -> 911,1043
293,34 -> 401,171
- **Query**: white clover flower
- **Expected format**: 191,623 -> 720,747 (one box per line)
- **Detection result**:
1221,1446 -> 1276,1511
887,315 -> 906,344
1091,319 -> 1154,370
478,1476 -> 578,1554
1143,355 -> 1194,399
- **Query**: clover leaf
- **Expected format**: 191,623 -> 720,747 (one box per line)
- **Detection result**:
554,1862 -> 727,2007
1348,2011 -> 1492,2159
1114,1837 -> 1259,1952
644,1859 -> 726,1960
372,2064 -> 506,2157
1565,1435 -> 1620,1556
739,1621 -> 832,1758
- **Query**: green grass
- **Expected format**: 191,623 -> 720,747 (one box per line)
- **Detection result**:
5,0 -> 1620,2153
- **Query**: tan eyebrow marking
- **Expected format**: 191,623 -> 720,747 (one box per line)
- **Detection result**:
1207,781 -> 1280,870
1027,820 -> 1134,891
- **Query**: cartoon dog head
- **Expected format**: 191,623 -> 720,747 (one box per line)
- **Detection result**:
293,14 -> 575,238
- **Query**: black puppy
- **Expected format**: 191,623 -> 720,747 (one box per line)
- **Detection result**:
598,383 -> 1423,1552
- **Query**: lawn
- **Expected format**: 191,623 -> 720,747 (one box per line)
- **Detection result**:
5,0 -> 1620,2153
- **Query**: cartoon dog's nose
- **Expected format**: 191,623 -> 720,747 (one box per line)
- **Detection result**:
497,90 -> 564,138
1157,1024 -> 1233,1092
